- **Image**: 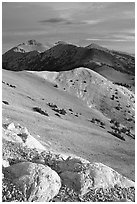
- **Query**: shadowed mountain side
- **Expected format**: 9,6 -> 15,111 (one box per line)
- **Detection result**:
3,42 -> 135,78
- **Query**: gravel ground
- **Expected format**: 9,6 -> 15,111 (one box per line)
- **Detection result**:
2,177 -> 25,202
51,185 -> 135,202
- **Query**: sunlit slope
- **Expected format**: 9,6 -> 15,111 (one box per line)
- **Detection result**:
55,68 -> 135,129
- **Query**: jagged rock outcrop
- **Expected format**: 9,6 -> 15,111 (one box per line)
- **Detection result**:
13,40 -> 50,53
3,122 -> 46,151
4,162 -> 61,202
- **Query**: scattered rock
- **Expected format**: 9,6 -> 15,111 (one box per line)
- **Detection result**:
5,162 -> 61,202
25,134 -> 46,151
2,160 -> 10,168
7,123 -> 15,131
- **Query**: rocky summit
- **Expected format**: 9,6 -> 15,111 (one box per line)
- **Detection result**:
2,41 -> 135,202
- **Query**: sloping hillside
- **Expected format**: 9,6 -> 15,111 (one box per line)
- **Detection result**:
2,69 -> 135,181
55,68 -> 135,129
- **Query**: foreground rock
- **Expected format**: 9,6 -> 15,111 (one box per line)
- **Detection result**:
4,162 -> 61,202
59,159 -> 134,196
2,122 -> 135,202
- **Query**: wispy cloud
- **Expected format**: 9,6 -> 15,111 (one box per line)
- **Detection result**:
39,18 -> 101,26
86,34 -> 135,42
86,38 -> 127,42
39,17 -> 70,24
111,34 -> 135,42
82,19 -> 102,25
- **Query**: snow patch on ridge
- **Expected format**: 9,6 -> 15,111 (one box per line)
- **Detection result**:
27,71 -> 59,82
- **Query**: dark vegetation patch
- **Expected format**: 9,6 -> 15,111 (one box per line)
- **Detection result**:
125,118 -> 133,122
115,106 -> 122,110
2,101 -> 9,105
53,84 -> 58,88
27,96 -> 34,101
113,82 -> 132,89
109,119 -> 135,140
55,113 -> 61,118
47,103 -> 67,115
107,131 -> 125,141
89,118 -> 105,129
32,107 -> 49,117
2,81 -> 16,89
110,95 -> 115,100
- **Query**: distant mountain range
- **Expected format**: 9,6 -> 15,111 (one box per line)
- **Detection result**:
2,40 -> 135,76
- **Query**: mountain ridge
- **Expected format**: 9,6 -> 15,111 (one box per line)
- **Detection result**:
2,40 -> 135,76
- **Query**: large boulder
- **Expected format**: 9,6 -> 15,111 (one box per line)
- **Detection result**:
57,156 -> 90,173
5,162 -> 61,202
60,161 -> 135,196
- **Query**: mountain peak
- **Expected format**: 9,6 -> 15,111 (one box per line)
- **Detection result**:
54,41 -> 70,45
14,40 -> 49,53
86,43 -> 109,52
18,39 -> 41,47
26,39 -> 40,46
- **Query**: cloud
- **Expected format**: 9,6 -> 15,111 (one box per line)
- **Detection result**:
39,17 -> 73,24
86,34 -> 135,42
39,17 -> 101,26
82,19 -> 102,25
111,34 -> 135,42
86,38 -> 127,42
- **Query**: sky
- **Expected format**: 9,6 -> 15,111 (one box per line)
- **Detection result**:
2,2 -> 135,53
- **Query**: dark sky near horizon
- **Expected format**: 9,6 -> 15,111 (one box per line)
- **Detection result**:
2,2 -> 135,53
